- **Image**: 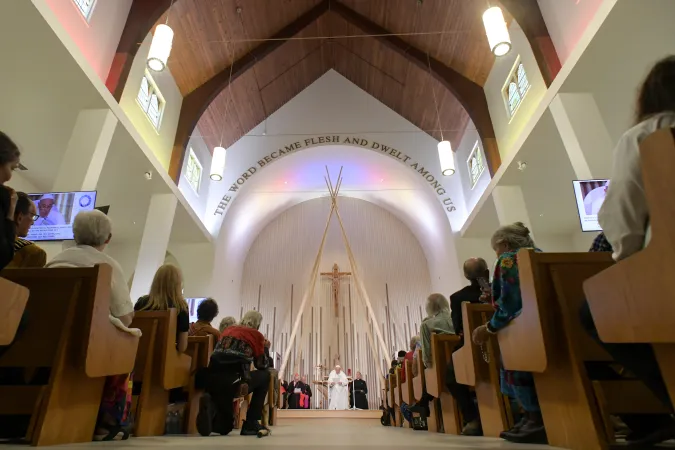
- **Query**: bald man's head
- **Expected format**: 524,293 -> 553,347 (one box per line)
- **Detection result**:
463,258 -> 488,281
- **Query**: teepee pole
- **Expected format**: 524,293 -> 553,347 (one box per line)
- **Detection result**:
278,169 -> 343,378
330,194 -> 390,367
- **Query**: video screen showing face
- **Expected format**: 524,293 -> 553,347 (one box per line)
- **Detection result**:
26,191 -> 97,241
572,180 -> 609,232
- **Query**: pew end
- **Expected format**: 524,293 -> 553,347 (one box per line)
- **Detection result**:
183,335 -> 213,434
453,303 -> 511,438
0,276 -> 29,346
0,265 -> 138,446
131,309 -> 192,436
424,334 -> 460,434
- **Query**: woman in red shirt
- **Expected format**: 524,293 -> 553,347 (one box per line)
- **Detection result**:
196,310 -> 272,438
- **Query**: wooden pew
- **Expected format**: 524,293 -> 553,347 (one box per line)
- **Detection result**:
497,250 -> 617,450
131,309 -> 192,436
453,303 -> 511,437
267,373 -> 277,426
394,367 -> 404,425
183,335 -> 213,434
423,335 -> 462,434
0,276 -> 29,346
388,374 -> 398,426
400,359 -> 415,428
584,128 -> 675,409
0,265 -> 139,446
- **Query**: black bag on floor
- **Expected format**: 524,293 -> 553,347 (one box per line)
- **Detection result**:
412,415 -> 428,431
380,407 -> 391,426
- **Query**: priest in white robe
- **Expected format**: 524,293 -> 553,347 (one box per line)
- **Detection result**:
328,365 -> 349,410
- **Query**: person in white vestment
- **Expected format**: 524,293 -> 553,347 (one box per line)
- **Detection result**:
327,365 -> 349,410
34,194 -> 66,226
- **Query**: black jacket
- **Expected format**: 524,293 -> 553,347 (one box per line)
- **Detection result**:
0,187 -> 16,270
450,280 -> 483,346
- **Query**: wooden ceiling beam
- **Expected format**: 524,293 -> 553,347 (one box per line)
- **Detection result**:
499,0 -> 561,87
106,0 -> 171,101
168,0 -> 331,182
331,1 -> 501,176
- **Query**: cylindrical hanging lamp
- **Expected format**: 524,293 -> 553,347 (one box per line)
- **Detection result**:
210,146 -> 226,181
438,140 -> 455,176
483,6 -> 511,57
147,24 -> 174,72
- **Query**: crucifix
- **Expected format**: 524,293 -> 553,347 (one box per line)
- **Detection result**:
321,263 -> 351,317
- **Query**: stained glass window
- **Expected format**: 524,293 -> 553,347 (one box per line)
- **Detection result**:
503,59 -> 531,117
136,71 -> 165,130
467,142 -> 485,188
185,149 -> 202,193
73,0 -> 96,21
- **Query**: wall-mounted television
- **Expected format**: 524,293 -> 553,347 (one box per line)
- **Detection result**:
26,191 -> 97,241
572,180 -> 609,232
186,297 -> 208,323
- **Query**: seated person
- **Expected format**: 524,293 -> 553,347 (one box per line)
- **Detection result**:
287,373 -> 305,409
197,311 -> 271,438
472,222 -> 545,444
189,298 -> 221,340
400,336 -> 419,383
445,257 -> 490,436
219,316 -> 236,333
0,132 -> 20,270
579,56 -> 675,447
134,264 -> 189,353
8,192 -> 45,268
47,210 -> 134,328
408,293 -> 454,417
47,210 -> 135,440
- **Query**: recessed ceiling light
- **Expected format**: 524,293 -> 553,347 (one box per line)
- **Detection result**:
284,181 -> 288,184
380,178 -> 384,182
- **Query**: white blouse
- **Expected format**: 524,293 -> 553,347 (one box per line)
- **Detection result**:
599,112 -> 675,261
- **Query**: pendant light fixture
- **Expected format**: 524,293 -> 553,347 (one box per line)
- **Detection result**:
210,146 -> 226,181
427,53 -> 455,176
483,5 -> 511,57
147,0 -> 175,72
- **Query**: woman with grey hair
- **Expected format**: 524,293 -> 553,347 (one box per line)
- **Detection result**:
218,316 -> 236,333
197,310 -> 271,438
472,222 -> 545,444
46,210 -> 135,440
47,210 -> 134,327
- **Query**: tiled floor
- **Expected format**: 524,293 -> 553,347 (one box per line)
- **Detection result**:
3,419 -> 564,449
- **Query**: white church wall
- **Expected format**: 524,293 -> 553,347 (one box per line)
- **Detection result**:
42,0 -> 132,84
240,196 -> 431,407
484,20 -> 547,161
205,70 -> 466,235
537,0 -> 605,66
208,70 -> 466,319
120,32 -> 183,172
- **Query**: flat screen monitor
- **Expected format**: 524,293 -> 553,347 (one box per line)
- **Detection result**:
572,180 -> 609,232
187,297 -> 208,323
26,191 -> 97,241
95,205 -> 110,215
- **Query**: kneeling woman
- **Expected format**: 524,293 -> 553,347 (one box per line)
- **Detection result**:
472,222 -> 546,444
197,311 -> 271,437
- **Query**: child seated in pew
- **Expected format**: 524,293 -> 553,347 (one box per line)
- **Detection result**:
472,222 -> 546,445
189,298 -> 221,340
197,310 -> 272,438
579,56 -> 675,447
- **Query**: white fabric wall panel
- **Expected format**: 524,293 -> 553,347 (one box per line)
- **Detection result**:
240,196 -> 431,408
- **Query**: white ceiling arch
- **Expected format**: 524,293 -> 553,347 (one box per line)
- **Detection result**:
210,144 -> 463,318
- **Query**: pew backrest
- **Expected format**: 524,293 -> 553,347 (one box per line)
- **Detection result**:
585,128 -> 675,343
498,250 -> 614,373
424,334 -> 460,397
131,309 -> 191,389
0,277 -> 29,346
453,303 -> 495,386
0,265 -> 138,376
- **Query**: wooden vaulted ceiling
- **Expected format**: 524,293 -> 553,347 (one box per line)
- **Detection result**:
156,0 -> 504,153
